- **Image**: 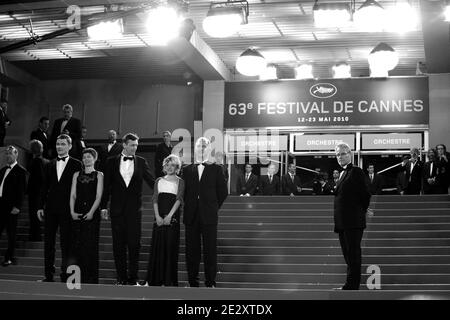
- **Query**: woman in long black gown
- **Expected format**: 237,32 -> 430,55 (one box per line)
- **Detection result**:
146,154 -> 184,286
69,148 -> 104,284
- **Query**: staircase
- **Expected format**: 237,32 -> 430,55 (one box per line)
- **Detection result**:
1,194 -> 450,291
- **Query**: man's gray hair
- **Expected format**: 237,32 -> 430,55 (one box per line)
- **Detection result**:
195,137 -> 211,147
335,143 -> 352,154
410,147 -> 420,156
62,104 -> 73,111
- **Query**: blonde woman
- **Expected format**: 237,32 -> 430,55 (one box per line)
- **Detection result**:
146,154 -> 184,286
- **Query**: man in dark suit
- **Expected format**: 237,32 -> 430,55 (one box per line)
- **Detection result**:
423,149 -> 440,194
313,172 -> 333,195
49,104 -> 82,160
99,130 -> 123,172
330,169 -> 340,195
182,137 -> 228,287
333,143 -> 371,290
100,133 -> 155,286
155,130 -> 173,178
0,99 -> 11,147
258,163 -> 281,195
282,163 -> 302,196
37,134 -> 82,282
436,144 -> 449,194
365,164 -> 382,195
236,163 -> 258,196
30,116 -> 50,159
400,148 -> 423,195
0,146 -> 27,266
27,140 -> 49,241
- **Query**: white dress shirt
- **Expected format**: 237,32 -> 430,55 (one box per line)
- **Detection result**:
339,165 -> 348,180
0,161 -> 17,197
56,156 -> 69,181
120,154 -> 135,187
430,162 -> 433,176
289,172 -> 295,182
60,119 -> 68,133
107,141 -> 116,152
197,163 -> 205,181
245,173 -> 250,182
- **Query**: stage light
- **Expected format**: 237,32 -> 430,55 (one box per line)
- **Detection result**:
145,5 -> 183,46
259,64 -> 278,80
385,2 -> 418,33
353,0 -> 386,32
368,42 -> 399,77
332,62 -> 351,78
203,1 -> 249,38
87,19 -> 123,41
312,2 -> 352,28
295,64 -> 313,79
445,2 -> 450,22
236,48 -> 267,76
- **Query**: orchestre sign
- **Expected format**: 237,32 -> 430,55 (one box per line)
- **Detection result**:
224,77 -> 429,128
294,134 -> 355,151
228,135 -> 288,152
362,133 -> 423,150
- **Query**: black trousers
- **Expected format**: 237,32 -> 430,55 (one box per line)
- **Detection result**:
110,213 -> 142,282
185,216 -> 218,287
0,199 -> 18,261
28,195 -> 42,240
44,212 -> 73,281
338,228 -> 364,289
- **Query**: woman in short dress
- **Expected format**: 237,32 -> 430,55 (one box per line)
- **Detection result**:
146,154 -> 184,286
69,148 -> 104,284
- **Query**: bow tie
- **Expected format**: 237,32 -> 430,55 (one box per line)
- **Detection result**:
123,156 -> 134,161
196,162 -> 209,166
57,156 -> 68,162
6,165 -> 11,170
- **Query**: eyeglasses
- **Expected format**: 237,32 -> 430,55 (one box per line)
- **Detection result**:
335,152 -> 349,157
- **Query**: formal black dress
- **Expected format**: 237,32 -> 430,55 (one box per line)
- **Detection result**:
146,177 -> 183,286
71,170 -> 100,284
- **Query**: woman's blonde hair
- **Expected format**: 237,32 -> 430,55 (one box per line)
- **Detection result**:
162,154 -> 181,175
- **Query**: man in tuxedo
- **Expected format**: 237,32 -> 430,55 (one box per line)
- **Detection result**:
0,99 -> 11,147
37,134 -> 82,282
0,146 -> 27,266
27,140 -> 49,241
258,163 -> 281,195
333,143 -> 371,290
80,126 -> 87,150
400,148 -> 423,195
182,137 -> 228,287
49,104 -> 82,160
282,163 -> 302,196
99,130 -> 123,172
313,172 -> 333,195
436,144 -> 449,194
30,116 -> 50,159
236,163 -> 258,196
423,149 -> 440,194
155,130 -> 173,178
330,169 -> 340,195
365,164 -> 382,195
100,133 -> 155,285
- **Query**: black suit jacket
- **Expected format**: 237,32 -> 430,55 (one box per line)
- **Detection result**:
0,164 -> 27,210
0,107 -> 10,141
182,163 -> 228,225
38,157 -> 82,215
27,156 -> 50,196
401,160 -> 423,194
313,180 -> 333,195
155,142 -> 172,177
30,128 -> 50,159
365,173 -> 383,195
99,142 -> 123,172
423,161 -> 440,194
258,175 -> 281,195
334,164 -> 371,232
101,155 -> 155,217
236,173 -> 258,195
50,117 -> 82,158
282,173 -> 301,195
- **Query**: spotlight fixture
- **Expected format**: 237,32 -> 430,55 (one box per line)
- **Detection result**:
236,48 -> 266,76
332,62 -> 351,78
312,2 -> 352,28
385,1 -> 418,33
353,0 -> 386,32
203,0 -> 249,38
295,64 -> 313,79
87,19 -> 124,41
259,64 -> 278,81
368,42 -> 399,77
145,5 -> 184,46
